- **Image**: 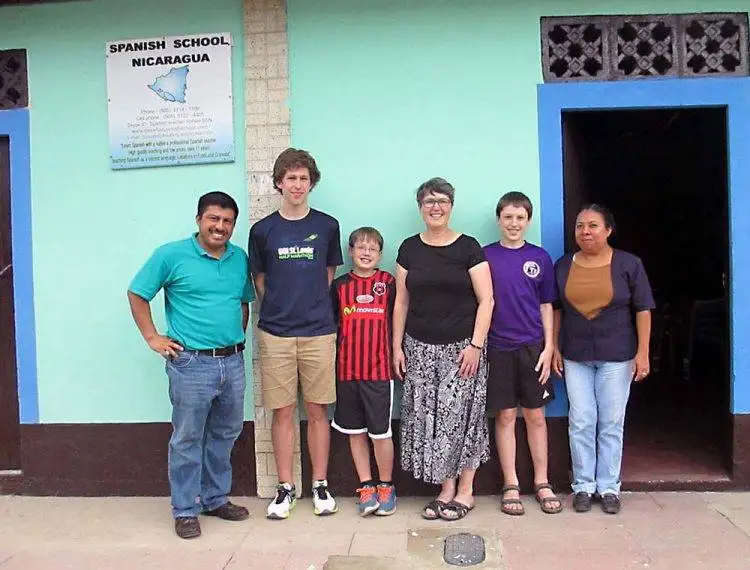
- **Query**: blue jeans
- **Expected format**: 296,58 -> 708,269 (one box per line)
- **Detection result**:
564,359 -> 632,496
166,351 -> 246,518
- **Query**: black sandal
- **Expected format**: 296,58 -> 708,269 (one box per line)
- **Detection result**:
501,484 -> 525,516
439,500 -> 474,521
422,499 -> 448,520
534,483 -> 563,514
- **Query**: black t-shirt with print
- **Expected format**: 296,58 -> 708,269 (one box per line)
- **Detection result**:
396,234 -> 485,345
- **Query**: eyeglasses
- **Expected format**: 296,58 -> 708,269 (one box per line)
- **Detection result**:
421,198 -> 452,209
353,245 -> 381,254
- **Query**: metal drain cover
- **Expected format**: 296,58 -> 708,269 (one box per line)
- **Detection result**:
443,532 -> 486,566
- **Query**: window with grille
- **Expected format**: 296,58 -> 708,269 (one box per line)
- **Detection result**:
0,50 -> 28,110
541,13 -> 748,82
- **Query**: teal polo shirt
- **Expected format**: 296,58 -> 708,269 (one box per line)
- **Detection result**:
129,234 -> 255,350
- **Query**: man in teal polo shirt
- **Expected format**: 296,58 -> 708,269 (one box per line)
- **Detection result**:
128,191 -> 254,540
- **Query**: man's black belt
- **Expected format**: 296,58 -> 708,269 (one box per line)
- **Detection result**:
192,343 -> 245,357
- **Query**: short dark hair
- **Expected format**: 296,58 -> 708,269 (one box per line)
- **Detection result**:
496,191 -> 533,220
578,203 -> 616,232
197,191 -> 239,220
272,148 -> 321,192
416,177 -> 455,205
348,226 -> 384,251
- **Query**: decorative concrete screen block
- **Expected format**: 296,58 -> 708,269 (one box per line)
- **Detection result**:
611,16 -> 678,80
541,13 -> 748,82
679,13 -> 749,77
541,17 -> 609,82
0,50 -> 28,110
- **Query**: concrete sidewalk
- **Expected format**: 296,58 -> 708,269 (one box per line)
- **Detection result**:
1,492 -> 750,569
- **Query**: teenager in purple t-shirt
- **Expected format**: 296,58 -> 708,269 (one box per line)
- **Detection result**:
483,192 -> 563,516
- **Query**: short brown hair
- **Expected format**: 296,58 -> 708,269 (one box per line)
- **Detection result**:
416,177 -> 455,205
272,148 -> 321,192
496,191 -> 533,220
348,227 -> 384,251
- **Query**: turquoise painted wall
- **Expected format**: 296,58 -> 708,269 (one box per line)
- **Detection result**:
0,0 -> 249,423
288,0 -> 750,417
288,0 -> 750,264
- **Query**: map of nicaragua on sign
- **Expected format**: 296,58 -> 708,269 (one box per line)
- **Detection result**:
149,65 -> 189,103
105,33 -> 234,170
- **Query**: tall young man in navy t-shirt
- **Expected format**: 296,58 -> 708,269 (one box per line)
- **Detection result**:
248,148 -> 343,519
484,192 -> 563,515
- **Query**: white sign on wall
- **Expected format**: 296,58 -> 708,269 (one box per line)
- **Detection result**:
106,32 -> 234,170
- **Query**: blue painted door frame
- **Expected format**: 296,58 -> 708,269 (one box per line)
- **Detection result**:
537,78 -> 750,417
0,109 -> 38,424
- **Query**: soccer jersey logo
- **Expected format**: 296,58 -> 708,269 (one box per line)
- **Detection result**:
523,261 -> 541,278
303,234 -> 318,242
356,294 -> 374,304
372,282 -> 386,296
343,304 -> 357,316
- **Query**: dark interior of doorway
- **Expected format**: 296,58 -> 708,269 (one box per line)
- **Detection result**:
562,107 -> 731,485
0,135 -> 21,470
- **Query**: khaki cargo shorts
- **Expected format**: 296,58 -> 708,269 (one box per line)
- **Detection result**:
256,329 -> 336,409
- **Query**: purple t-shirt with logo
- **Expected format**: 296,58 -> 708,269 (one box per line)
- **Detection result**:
483,242 -> 557,351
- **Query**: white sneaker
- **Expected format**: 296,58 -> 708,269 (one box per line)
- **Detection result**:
312,479 -> 337,516
266,482 -> 297,520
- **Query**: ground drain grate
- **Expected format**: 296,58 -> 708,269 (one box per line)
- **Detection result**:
443,533 -> 486,566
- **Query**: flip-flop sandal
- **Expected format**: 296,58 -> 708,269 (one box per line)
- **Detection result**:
422,499 -> 448,520
534,483 -> 563,514
439,500 -> 475,521
501,484 -> 525,516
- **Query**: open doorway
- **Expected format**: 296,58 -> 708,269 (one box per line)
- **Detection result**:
0,135 -> 21,470
562,107 -> 731,484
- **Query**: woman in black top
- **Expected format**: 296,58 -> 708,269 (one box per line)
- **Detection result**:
393,177 -> 494,521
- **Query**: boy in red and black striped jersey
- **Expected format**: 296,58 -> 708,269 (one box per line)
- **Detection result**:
330,227 -> 397,517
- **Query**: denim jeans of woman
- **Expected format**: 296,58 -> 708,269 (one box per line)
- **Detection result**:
564,359 -> 632,496
166,351 -> 246,518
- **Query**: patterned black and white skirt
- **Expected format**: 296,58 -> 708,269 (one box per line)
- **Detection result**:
400,334 -> 490,484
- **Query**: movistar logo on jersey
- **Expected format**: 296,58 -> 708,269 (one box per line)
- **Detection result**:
303,234 -> 318,242
342,304 -> 384,317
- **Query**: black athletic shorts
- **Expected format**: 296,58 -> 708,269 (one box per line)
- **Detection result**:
331,380 -> 393,439
486,343 -> 555,411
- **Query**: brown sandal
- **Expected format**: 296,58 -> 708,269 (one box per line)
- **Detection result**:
500,484 -> 525,516
534,483 -> 563,514
440,500 -> 475,521
422,499 -> 448,520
